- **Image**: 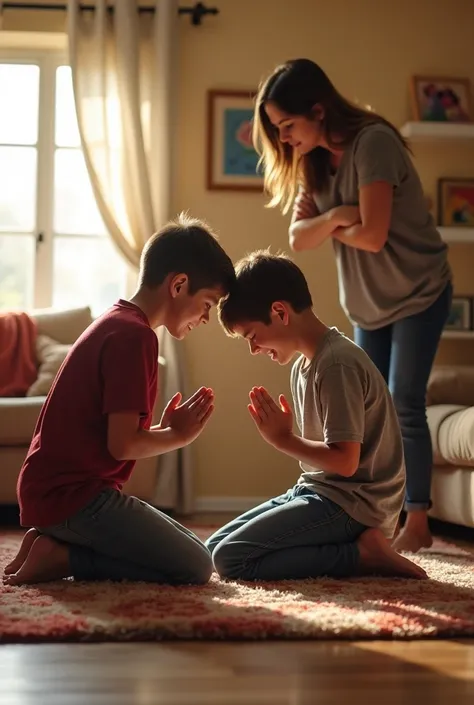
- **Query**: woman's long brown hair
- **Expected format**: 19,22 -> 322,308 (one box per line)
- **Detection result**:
253,58 -> 410,213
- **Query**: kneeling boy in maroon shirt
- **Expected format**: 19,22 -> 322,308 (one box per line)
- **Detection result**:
4,214 -> 235,586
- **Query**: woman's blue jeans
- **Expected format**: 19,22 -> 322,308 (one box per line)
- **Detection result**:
354,283 -> 452,512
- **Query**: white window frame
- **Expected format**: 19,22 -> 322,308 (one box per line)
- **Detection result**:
0,47 -> 65,309
0,43 -> 131,312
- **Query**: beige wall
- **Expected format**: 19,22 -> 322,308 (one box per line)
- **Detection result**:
175,0 -> 474,500
5,0 -> 474,500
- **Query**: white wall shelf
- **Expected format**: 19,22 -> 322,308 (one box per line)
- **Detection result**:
442,330 -> 474,340
400,121 -> 474,140
398,122 -> 474,345
439,227 -> 474,243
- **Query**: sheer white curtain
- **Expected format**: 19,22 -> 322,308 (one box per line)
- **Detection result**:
67,0 -> 193,513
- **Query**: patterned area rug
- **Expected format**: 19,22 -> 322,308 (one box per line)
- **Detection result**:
1,530 -> 474,642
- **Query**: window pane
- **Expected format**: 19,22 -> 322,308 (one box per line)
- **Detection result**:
55,65 -> 81,148
0,147 -> 37,232
0,64 -> 39,145
54,149 -> 106,235
0,234 -> 35,310
53,236 -> 127,316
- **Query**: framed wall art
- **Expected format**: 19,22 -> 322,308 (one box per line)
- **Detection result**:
437,178 -> 474,227
206,90 -> 263,192
444,296 -> 472,331
410,76 -> 472,123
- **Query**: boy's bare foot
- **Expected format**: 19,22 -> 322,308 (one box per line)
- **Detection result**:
392,510 -> 433,554
2,535 -> 71,585
3,528 -> 40,575
357,528 -> 428,579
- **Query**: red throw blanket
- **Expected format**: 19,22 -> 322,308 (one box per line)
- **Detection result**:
0,312 -> 38,397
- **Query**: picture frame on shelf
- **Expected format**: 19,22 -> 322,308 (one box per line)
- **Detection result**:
437,178 -> 474,227
206,90 -> 263,192
410,76 -> 472,123
444,296 -> 472,332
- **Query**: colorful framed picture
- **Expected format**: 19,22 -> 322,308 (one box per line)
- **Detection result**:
206,90 -> 263,192
444,297 -> 472,331
437,178 -> 474,227
410,76 -> 472,123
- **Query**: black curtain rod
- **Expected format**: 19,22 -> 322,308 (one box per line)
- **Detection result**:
1,2 -> 219,25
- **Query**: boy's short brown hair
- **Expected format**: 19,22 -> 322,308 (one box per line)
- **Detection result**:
139,213 -> 235,295
218,249 -> 313,335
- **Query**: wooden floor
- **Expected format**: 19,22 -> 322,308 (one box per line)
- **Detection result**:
2,514 -> 474,704
1,640 -> 473,704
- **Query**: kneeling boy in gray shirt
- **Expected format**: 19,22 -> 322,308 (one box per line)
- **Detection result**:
206,250 -> 426,581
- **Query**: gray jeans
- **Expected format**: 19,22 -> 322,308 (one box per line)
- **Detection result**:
38,489 -> 213,584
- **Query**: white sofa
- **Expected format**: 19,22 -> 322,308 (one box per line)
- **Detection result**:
427,366 -> 474,529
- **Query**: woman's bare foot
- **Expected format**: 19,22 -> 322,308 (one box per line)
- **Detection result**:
2,535 -> 71,585
357,528 -> 428,579
3,528 -> 40,576
392,510 -> 433,554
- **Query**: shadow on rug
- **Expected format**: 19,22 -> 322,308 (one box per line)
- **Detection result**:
1,531 -> 474,642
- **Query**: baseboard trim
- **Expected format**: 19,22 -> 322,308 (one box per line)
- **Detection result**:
195,497 -> 267,513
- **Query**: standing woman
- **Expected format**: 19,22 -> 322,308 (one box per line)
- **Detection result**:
253,58 -> 452,553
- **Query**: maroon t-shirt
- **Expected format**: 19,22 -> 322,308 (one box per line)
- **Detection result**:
17,300 -> 158,528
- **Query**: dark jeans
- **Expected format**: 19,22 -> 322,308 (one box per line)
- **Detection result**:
206,484 -> 366,581
39,489 -> 213,584
354,283 -> 452,512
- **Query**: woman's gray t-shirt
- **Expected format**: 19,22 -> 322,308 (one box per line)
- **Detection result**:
312,123 -> 451,330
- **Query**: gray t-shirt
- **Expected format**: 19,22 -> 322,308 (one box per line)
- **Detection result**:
312,123 -> 451,330
291,327 -> 405,538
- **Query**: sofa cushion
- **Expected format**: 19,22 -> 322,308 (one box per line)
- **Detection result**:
32,306 -> 93,345
427,365 -> 474,407
0,397 -> 44,445
427,404 -> 474,469
430,466 -> 474,529
26,335 -> 72,397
